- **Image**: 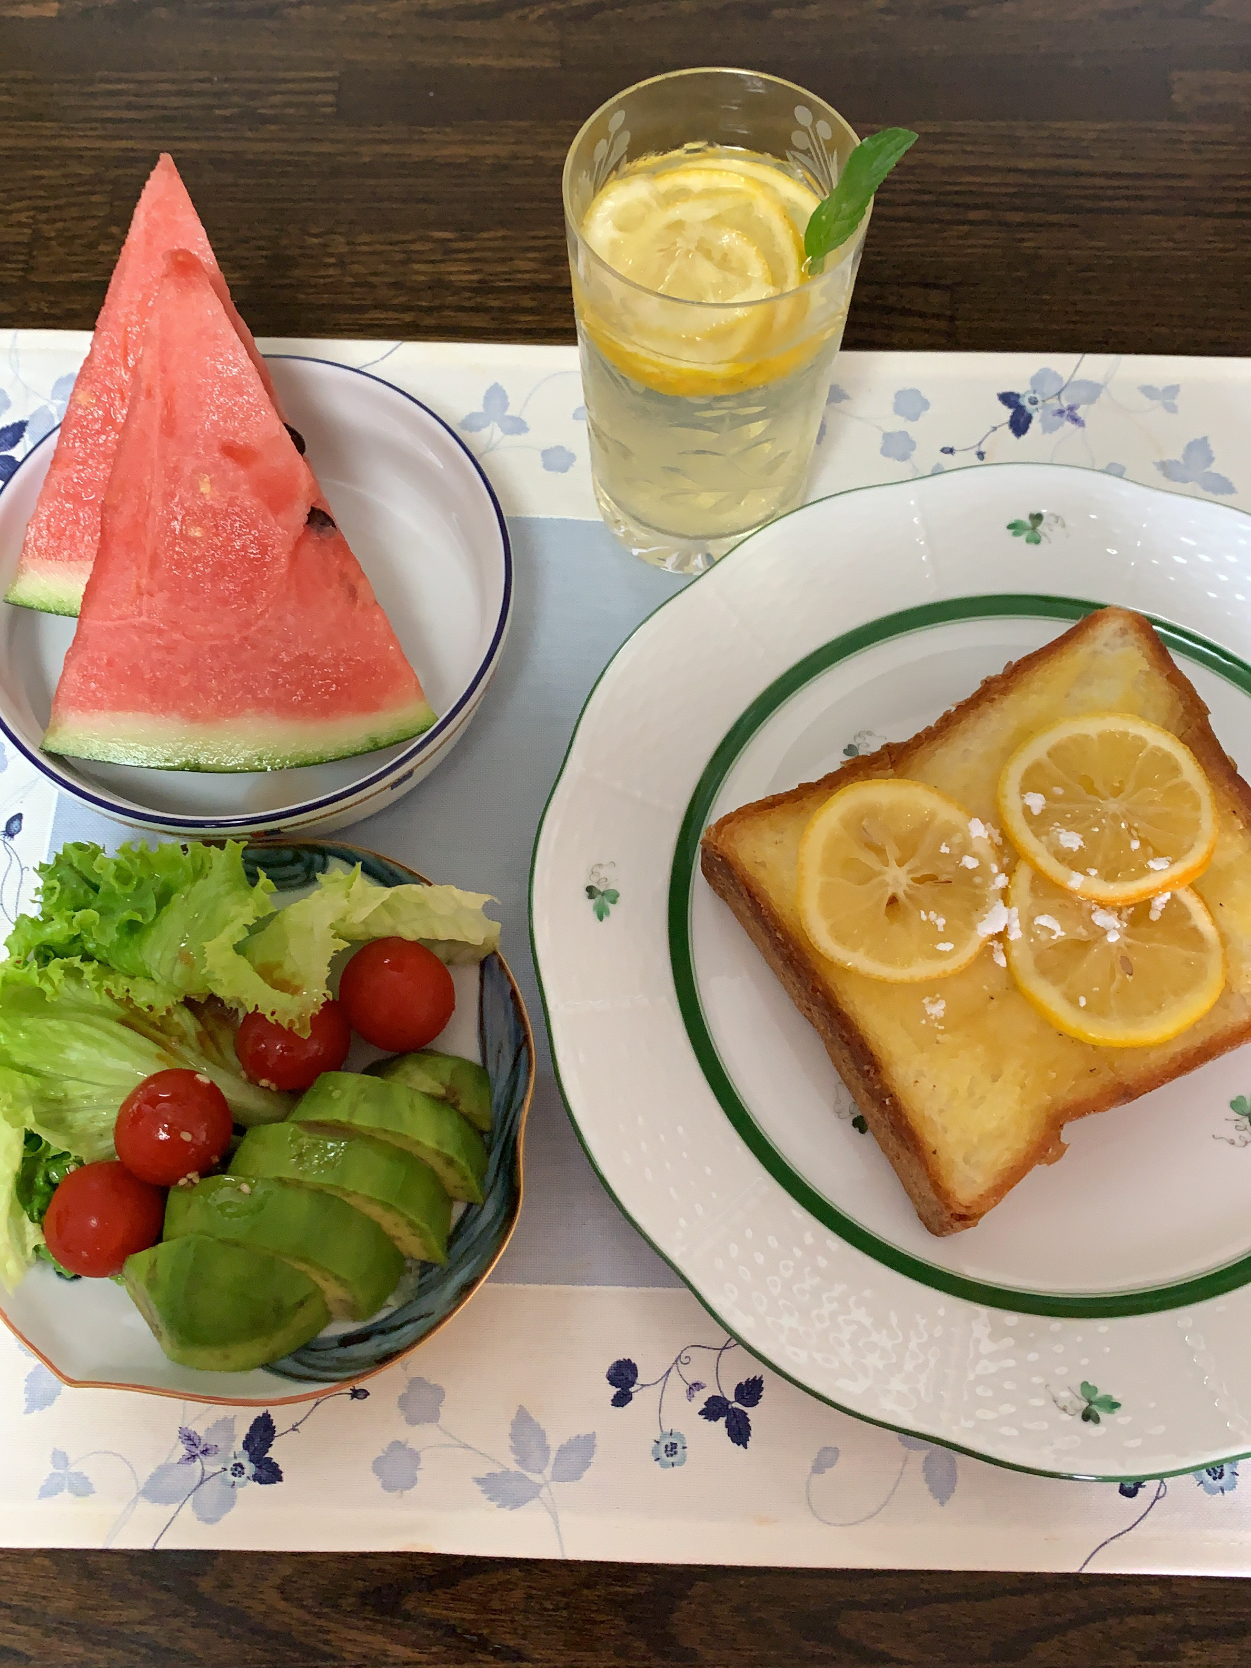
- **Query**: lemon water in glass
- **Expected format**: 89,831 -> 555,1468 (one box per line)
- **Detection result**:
564,69 -> 869,574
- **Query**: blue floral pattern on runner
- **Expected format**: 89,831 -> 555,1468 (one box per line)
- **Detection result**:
1081,1466 -> 1237,1571
0,408 -> 28,487
457,374 -> 581,472
607,1339 -> 763,1459
370,1373 -> 595,1555
1140,382 -> 1180,414
461,382 -> 529,438
36,1388 -> 370,1548
940,362 -> 1105,461
1155,436 -> 1235,496
0,368 -> 75,487
893,388 -> 930,421
807,1431 -> 957,1527
0,812 -> 26,929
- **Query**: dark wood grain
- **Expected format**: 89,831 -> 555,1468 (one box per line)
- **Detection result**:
3,2 -> 1251,1660
2,1553 -> 1251,1666
0,0 -> 1249,350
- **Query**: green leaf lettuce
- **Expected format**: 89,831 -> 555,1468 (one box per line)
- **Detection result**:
6,842 -> 501,1033
228,865 -> 501,1032
0,963 -> 292,1159
6,841 -> 276,1011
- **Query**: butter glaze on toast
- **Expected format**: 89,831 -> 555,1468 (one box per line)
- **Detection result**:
699,608 -> 1251,1235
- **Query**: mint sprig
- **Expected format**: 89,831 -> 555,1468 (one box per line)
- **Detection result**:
804,127 -> 918,272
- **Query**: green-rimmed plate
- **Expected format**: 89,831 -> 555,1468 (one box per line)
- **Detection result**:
532,462 -> 1251,1480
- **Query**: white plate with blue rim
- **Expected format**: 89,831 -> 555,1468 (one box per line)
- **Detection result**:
0,840 -> 535,1406
0,357 -> 511,838
532,461 -> 1251,1481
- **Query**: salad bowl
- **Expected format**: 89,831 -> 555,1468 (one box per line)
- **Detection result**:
0,356 -> 512,839
0,839 -> 534,1405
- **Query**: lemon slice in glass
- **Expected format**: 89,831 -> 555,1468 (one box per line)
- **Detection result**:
998,713 -> 1217,905
582,163 -> 805,302
1005,862 -> 1225,1047
796,779 -> 1004,982
685,153 -> 824,243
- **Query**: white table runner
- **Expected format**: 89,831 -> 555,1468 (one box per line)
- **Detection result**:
2,335 -> 1249,1570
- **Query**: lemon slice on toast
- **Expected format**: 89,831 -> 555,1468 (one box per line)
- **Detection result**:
1006,862 -> 1224,1046
998,713 -> 1217,905
797,779 -> 1003,982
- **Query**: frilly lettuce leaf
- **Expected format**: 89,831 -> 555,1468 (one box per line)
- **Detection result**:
5,842 -> 500,1036
224,866 -> 500,1032
6,840 -> 276,1011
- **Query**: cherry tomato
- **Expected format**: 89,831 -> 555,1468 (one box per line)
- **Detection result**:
42,1161 -> 165,1278
114,1068 -> 233,1187
337,938 -> 455,1053
235,1000 -> 352,1092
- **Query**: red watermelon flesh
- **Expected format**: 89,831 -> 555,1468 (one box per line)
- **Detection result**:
8,154 -> 283,618
43,249 -> 435,772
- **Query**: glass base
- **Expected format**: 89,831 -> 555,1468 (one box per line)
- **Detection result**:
593,480 -> 797,576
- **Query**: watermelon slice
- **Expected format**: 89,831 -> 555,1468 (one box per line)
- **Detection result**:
43,250 -> 436,772
7,153 -> 282,618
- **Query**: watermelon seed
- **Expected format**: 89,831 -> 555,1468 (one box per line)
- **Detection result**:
306,506 -> 337,536
285,424 -> 307,455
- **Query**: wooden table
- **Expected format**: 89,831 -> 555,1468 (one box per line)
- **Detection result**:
2,2 -> 1250,1661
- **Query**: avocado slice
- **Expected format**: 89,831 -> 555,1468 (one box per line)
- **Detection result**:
231,1122 -> 451,1263
124,1236 -> 329,1372
368,1049 -> 493,1132
292,1072 -> 488,1204
164,1175 -> 405,1322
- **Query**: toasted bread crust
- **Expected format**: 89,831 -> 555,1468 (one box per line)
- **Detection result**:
700,607 -> 1251,1235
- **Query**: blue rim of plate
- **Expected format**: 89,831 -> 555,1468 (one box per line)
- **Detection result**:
0,354 -> 513,830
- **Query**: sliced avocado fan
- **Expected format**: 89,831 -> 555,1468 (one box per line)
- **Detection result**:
124,1236 -> 329,1372
367,1048 -> 493,1132
292,1072 -> 488,1203
230,1121 -> 451,1263
164,1174 -> 405,1321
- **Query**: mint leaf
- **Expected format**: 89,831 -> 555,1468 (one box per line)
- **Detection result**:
804,128 -> 918,271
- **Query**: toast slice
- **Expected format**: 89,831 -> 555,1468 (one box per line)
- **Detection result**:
700,607 -> 1251,1235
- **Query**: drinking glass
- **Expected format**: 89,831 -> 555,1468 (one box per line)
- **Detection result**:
563,68 -> 868,574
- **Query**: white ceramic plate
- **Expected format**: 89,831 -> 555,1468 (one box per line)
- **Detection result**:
532,462 -> 1251,1480
0,356 -> 511,837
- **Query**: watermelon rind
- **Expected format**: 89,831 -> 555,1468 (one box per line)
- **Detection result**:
42,697 -> 436,772
4,568 -> 87,617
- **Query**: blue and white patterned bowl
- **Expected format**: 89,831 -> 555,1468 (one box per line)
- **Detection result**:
0,840 -> 534,1405
0,356 -> 512,838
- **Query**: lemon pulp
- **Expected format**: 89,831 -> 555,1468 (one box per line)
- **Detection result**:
998,713 -> 1217,905
581,162 -> 806,303
797,779 -> 1005,982
1005,862 -> 1225,1047
577,147 -> 825,398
